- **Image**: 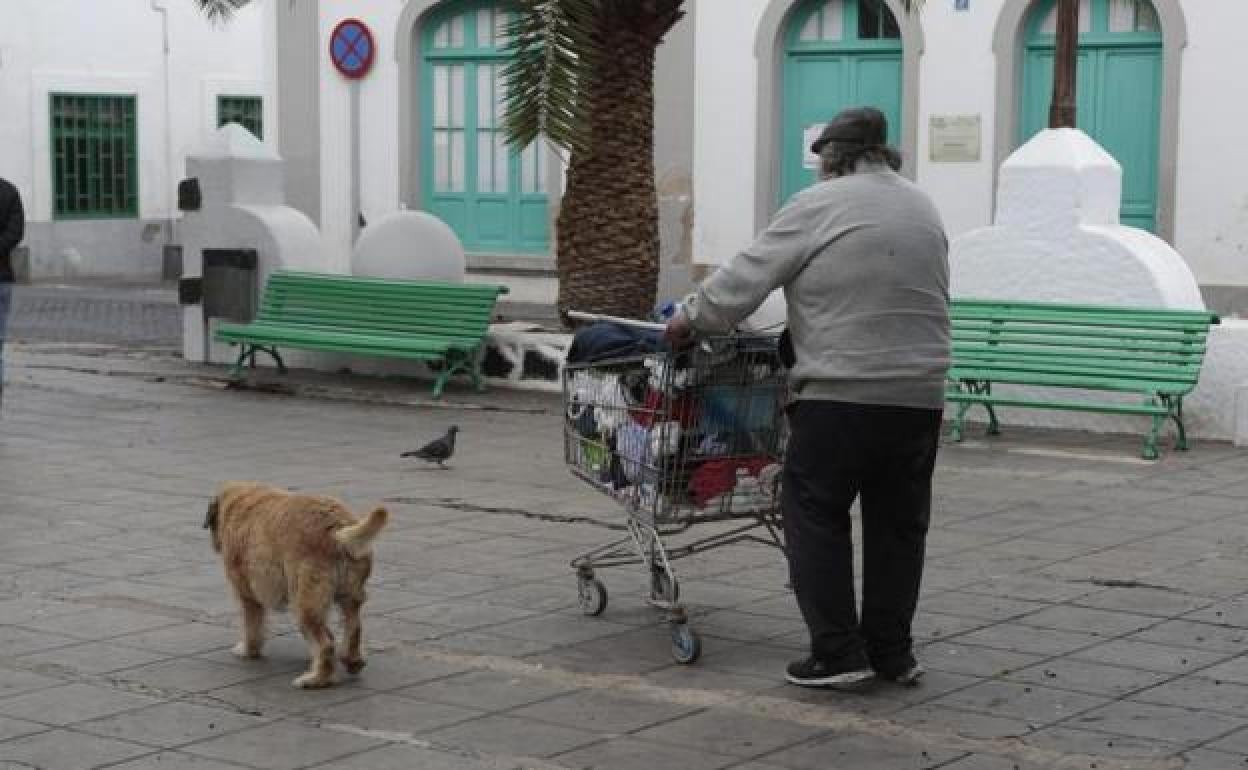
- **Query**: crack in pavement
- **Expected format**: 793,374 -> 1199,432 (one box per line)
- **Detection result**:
386,497 -> 629,531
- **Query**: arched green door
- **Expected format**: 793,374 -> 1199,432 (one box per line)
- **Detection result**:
1021,0 -> 1162,231
422,1 -> 549,254
781,0 -> 903,203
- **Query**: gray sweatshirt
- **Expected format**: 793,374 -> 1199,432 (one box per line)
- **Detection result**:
684,166 -> 951,410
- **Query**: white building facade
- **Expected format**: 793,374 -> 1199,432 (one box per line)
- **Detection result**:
694,0 -> 1248,315
0,0 -> 267,281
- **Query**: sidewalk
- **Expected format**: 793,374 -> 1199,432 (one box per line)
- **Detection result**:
0,321 -> 1247,769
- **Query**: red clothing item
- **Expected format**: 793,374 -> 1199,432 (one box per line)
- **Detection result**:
689,457 -> 771,508
632,389 -> 700,429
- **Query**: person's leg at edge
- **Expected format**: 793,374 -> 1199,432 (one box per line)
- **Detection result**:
0,282 -> 12,413
781,399 -> 872,689
858,406 -> 942,685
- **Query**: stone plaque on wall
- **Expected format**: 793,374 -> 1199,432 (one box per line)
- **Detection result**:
930,114 -> 982,163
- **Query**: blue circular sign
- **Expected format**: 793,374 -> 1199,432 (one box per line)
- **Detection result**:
330,19 -> 375,79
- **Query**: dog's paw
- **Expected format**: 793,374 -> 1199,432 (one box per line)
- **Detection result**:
292,672 -> 334,689
341,657 -> 366,675
231,642 -> 262,660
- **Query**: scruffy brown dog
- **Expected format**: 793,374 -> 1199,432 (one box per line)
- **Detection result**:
204,482 -> 388,689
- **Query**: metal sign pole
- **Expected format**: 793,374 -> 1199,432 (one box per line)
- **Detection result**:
351,80 -> 361,246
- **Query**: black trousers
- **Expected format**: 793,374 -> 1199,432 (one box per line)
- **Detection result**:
781,399 -> 942,667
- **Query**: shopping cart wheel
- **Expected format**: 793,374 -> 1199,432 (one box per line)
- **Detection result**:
670,624 -> 701,665
578,575 -> 608,617
650,566 -> 679,604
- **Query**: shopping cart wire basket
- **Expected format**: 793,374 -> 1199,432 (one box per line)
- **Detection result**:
563,312 -> 789,664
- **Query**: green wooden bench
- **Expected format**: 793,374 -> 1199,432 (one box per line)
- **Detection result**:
947,299 -> 1220,460
214,270 -> 508,398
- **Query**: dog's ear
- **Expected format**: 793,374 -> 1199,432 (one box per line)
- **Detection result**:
203,499 -> 219,532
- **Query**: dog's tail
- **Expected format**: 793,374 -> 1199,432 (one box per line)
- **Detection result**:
334,507 -> 389,558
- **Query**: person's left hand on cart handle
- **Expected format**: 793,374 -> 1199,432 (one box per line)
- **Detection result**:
663,308 -> 695,349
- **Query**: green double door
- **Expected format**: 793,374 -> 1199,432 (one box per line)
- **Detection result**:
781,0 -> 903,204
1021,0 -> 1163,231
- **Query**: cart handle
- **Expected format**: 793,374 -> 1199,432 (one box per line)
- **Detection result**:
566,311 -> 667,332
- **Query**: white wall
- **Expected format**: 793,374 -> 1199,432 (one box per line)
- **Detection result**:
692,0 -> 768,269
691,0 -> 1248,299
1173,3 -> 1248,287
0,0 -> 265,278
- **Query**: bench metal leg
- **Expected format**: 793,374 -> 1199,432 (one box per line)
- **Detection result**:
229,344 -> 286,381
229,345 -> 250,380
1169,397 -> 1189,452
983,385 -> 1002,436
949,399 -> 973,442
1144,403 -> 1164,460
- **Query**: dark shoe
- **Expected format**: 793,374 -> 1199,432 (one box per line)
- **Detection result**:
873,654 -> 925,687
785,656 -> 874,690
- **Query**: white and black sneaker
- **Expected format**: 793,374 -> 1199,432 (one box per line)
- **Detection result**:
785,657 -> 875,691
875,655 -> 925,687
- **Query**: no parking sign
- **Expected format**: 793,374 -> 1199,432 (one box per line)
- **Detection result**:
330,19 -> 375,79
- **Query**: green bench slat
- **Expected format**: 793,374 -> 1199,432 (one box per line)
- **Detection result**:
953,331 -> 1206,356
217,322 -> 479,351
945,391 -> 1170,416
951,355 -> 1201,383
954,343 -> 1205,367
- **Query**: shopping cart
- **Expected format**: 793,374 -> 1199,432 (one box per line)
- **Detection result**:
562,312 -> 789,664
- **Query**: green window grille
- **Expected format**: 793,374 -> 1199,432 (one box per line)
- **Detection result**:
51,93 -> 138,220
217,95 -> 264,140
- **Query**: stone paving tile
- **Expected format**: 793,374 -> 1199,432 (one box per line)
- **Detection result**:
1130,675 -> 1248,717
0,728 -> 152,769
113,622 -> 240,656
1004,658 -> 1171,698
930,681 -> 1108,728
917,593 -> 1050,623
16,640 -> 173,676
0,666 -> 66,699
510,690 -> 697,734
1194,655 -> 1248,686
1197,725 -> 1248,757
1070,585 -> 1218,619
1012,605 -> 1160,637
1023,725 -> 1180,761
1181,748 -> 1248,770
105,753 -> 258,770
0,625 -> 82,657
308,743 -> 506,769
1127,619 -> 1248,654
387,599 -> 540,632
553,736 -> 740,770
932,755 -> 1050,770
77,700 -> 270,749
0,682 -> 158,726
1064,699 -> 1243,747
891,703 -> 1035,740
397,669 -> 574,711
181,719 -> 386,769
632,708 -> 827,759
110,657 -> 275,694
759,731 -> 963,769
304,692 -> 484,734
481,612 -> 639,646
919,641 -> 1045,679
0,714 -> 47,741
419,714 -> 600,759
206,673 -> 377,717
947,623 -> 1104,657
1070,638 -> 1229,675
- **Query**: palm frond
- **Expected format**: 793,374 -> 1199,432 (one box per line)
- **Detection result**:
501,0 -> 602,154
195,0 -> 253,23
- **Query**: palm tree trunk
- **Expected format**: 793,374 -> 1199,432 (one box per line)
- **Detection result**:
556,4 -> 678,320
1049,0 -> 1079,128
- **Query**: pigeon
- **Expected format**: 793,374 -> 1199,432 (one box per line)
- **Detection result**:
401,426 -> 459,468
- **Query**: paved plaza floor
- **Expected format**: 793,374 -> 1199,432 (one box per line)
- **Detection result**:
1,326 -> 1247,769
